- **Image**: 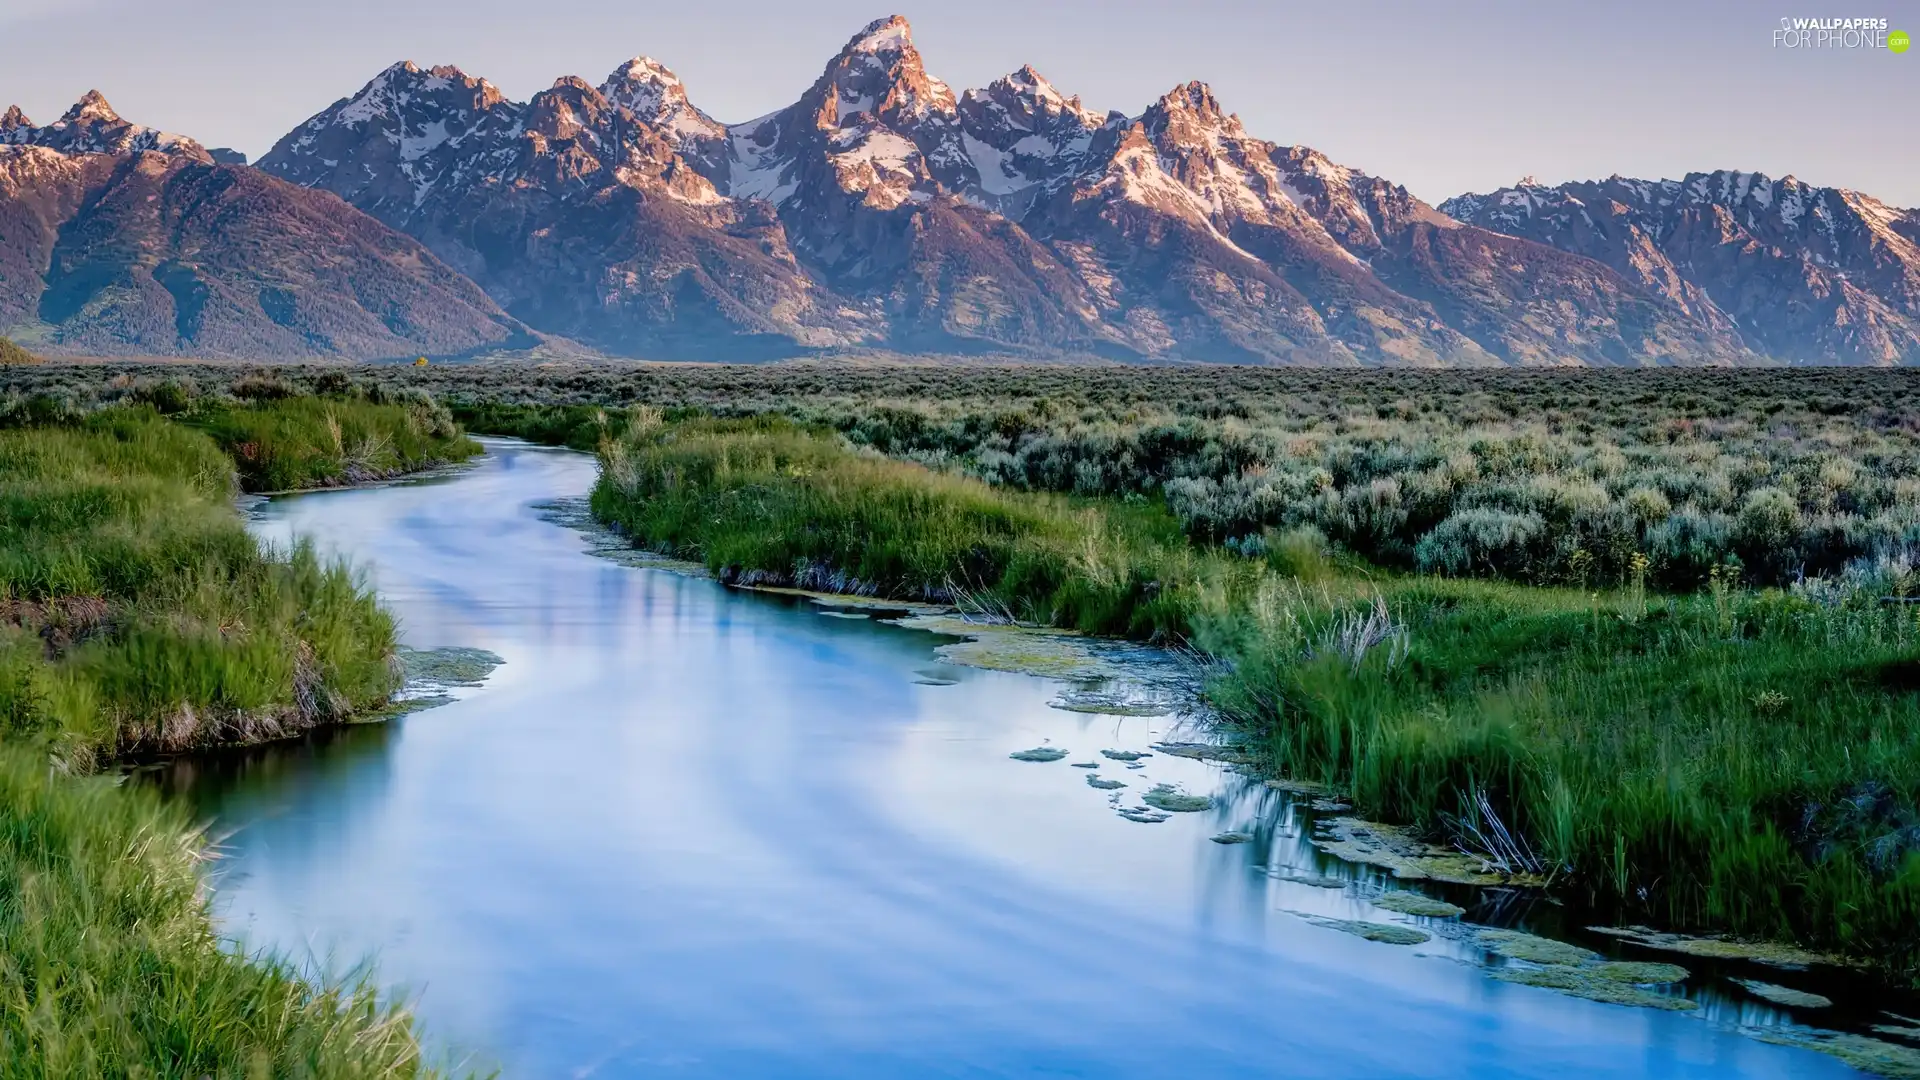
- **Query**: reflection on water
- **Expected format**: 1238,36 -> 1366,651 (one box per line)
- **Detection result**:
146,441 -> 1866,1079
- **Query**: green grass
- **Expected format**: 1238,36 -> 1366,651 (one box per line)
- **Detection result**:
0,749 -> 427,1078
0,395 -> 464,1074
186,395 -> 478,492
448,401 -> 636,453
0,406 -> 413,765
591,414 -> 1920,982
591,415 -> 1214,639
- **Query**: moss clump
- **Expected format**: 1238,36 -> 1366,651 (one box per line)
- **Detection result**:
1151,742 -> 1253,764
1100,749 -> 1150,762
1311,818 -> 1531,886
1758,1031 -> 1920,1078
1009,747 -> 1068,762
1372,892 -> 1464,918
1732,978 -> 1832,1008
1478,929 -> 1600,966
396,646 -> 503,690
1087,776 -> 1126,790
1297,916 -> 1429,946
1591,961 -> 1689,984
1273,872 -> 1349,889
1141,784 -> 1212,812
1587,926 -> 1849,969
1493,967 -> 1697,1011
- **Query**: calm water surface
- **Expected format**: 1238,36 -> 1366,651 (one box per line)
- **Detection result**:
151,442 -> 1861,1078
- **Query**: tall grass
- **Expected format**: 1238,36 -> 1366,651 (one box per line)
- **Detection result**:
0,397 -> 460,1074
0,407 -> 403,764
593,416 -> 1920,981
0,749 -> 428,1078
592,416 -> 1212,639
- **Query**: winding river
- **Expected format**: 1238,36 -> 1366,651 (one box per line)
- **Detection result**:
148,441 -> 1867,1078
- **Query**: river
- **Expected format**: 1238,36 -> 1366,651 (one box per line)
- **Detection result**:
147,440 -> 1865,1078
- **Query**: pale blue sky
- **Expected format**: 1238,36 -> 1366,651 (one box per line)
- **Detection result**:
2,0 -> 1915,205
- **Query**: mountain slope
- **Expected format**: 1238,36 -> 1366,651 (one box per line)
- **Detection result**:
259,62 -> 876,358
0,93 -> 526,360
1443,173 -> 1920,364
19,18 -> 1913,365
258,15 -> 1754,365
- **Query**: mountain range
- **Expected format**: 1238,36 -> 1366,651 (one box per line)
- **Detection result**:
3,14 -> 1916,364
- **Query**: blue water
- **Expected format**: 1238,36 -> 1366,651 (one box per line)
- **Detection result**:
153,441 -> 1859,1078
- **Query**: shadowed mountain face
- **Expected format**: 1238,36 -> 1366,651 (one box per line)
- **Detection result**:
1443,174 -> 1920,365
7,17 -> 1914,364
0,96 -> 524,360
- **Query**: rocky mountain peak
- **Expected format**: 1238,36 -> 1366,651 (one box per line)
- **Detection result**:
815,13 -> 954,127
1442,171 -> 1920,363
972,65 -> 1104,127
1,91 -> 208,161
64,90 -> 120,124
1144,81 -> 1242,142
599,56 -> 723,143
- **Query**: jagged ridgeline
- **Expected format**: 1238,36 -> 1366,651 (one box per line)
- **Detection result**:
5,15 -> 1919,362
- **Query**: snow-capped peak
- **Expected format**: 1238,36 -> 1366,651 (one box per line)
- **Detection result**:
849,14 -> 914,54
63,90 -> 119,124
817,13 -> 955,124
1157,81 -> 1227,121
1,91 -> 207,161
599,56 -> 723,142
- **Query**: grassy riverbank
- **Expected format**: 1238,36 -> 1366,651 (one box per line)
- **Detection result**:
592,414 -> 1920,981
19,362 -> 1920,978
0,390 -> 472,1074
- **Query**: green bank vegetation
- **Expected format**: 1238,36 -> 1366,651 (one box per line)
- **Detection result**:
0,381 -> 474,1075
20,362 -> 1920,981
590,412 -> 1920,982
26,360 -> 1920,592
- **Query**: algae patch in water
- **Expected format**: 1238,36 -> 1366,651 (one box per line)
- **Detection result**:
1150,741 -> 1254,765
1733,978 -> 1833,1009
1142,784 -> 1212,813
1311,817 -> 1535,886
1050,686 -> 1169,717
1292,914 -> 1429,946
1265,777 -> 1341,798
892,614 -> 1111,680
1272,871 -> 1349,889
1087,776 -> 1127,790
1010,747 -> 1069,762
1070,761 -> 1100,769
1592,961 -> 1689,985
1372,892 -> 1464,919
1211,832 -> 1253,845
1758,1031 -> 1920,1079
1477,929 -> 1600,966
397,646 -> 504,689
1492,967 -> 1696,1011
1119,808 -> 1171,824
1100,749 -> 1150,762
371,646 -> 506,720
1587,925 -> 1852,970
